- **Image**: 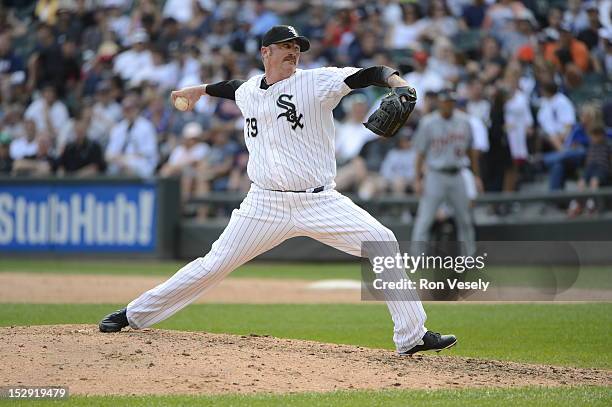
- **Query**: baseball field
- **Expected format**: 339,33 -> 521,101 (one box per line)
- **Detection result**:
0,259 -> 610,406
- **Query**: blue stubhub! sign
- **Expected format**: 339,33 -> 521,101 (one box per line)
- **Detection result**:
0,184 -> 157,252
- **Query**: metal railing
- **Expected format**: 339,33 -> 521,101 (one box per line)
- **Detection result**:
188,187 -> 612,215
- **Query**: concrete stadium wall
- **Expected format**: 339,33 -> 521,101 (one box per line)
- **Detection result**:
178,217 -> 612,264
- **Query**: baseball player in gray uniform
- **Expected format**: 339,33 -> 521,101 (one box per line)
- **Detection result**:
411,89 -> 481,256
99,26 -> 456,355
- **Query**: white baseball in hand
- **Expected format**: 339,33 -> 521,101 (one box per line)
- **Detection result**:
174,96 -> 190,111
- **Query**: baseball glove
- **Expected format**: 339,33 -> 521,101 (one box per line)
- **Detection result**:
363,86 -> 417,138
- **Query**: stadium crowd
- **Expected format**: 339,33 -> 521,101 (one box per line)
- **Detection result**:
0,0 -> 610,217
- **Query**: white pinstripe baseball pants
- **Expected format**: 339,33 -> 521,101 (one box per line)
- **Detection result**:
127,184 -> 427,352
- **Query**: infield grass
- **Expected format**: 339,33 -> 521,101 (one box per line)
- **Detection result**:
1,302 -> 610,369
0,386 -> 610,407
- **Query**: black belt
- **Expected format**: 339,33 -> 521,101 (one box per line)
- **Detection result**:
272,186 -> 325,193
433,167 -> 461,175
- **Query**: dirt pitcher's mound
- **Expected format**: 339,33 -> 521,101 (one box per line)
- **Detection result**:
1,325 -> 610,396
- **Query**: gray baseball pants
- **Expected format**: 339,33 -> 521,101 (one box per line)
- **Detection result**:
411,170 -> 475,256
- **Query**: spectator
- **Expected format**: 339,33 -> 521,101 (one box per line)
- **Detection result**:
249,0 -> 281,38
162,0 -> 197,24
403,51 -> 446,113
81,7 -> 109,54
562,0 -> 590,34
28,25 -> 80,98
322,3 -> 357,49
194,128 -> 238,194
160,122 -> 209,202
0,132 -> 12,174
0,104 -> 26,141
428,36 -> 461,84
482,0 -> 526,36
12,132 -> 55,176
56,102 -> 91,153
56,117 -> 106,176
460,0 -> 487,30
161,122 -> 209,177
502,9 -> 538,58
27,23 -> 61,92
361,130 -> 417,198
545,6 -> 562,29
593,28 -> 612,76
540,102 -> 600,191
9,119 -> 39,161
352,137 -> 394,199
335,94 -> 376,166
24,83 -> 69,139
335,94 -> 377,192
380,130 -> 416,194
0,32 -> 25,102
105,0 -> 131,45
536,81 -> 576,153
465,77 -> 490,127
105,94 -> 158,178
80,41 -> 119,96
54,1 -> 84,44
206,18 -> 232,50
228,142 -> 250,193
544,22 -> 590,75
568,125 -> 612,216
143,92 -> 172,136
503,65 -> 533,191
577,3 -> 603,51
90,80 -> 123,148
131,46 -> 179,90
467,35 -> 505,86
484,87 -> 512,192
301,2 -> 327,42
187,2 -> 214,38
155,17 -> 182,54
420,0 -> 460,43
385,2 -> 425,50
346,24 -> 380,67
113,29 -> 154,82
457,98 -> 489,199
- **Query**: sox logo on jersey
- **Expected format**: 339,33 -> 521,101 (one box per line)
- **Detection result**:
276,94 -> 304,130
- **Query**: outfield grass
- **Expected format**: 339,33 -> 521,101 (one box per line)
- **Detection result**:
1,259 -> 610,290
1,303 -> 610,369
0,386 -> 610,407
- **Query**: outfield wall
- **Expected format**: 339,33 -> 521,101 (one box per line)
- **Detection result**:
2,177 -> 611,263
178,217 -> 612,264
0,177 -> 180,258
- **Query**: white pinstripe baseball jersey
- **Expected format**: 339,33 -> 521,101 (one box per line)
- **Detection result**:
234,67 -> 360,191
124,66 -> 429,353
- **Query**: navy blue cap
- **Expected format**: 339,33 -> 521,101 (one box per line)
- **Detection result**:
262,25 -> 310,52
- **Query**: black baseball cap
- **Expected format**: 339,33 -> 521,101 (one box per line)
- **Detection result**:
261,25 -> 310,52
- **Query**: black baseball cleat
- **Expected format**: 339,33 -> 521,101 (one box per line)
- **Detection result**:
400,331 -> 457,355
99,308 -> 129,333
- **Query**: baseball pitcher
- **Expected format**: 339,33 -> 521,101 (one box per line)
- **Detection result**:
99,26 -> 456,355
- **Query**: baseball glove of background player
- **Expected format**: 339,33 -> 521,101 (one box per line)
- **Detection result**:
363,86 -> 417,138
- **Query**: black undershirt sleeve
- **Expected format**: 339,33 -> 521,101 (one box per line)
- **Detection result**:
343,66 -> 399,89
205,79 -> 246,100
